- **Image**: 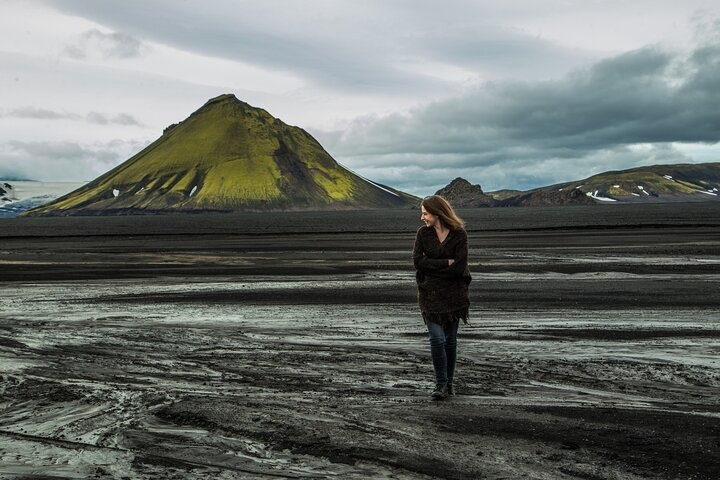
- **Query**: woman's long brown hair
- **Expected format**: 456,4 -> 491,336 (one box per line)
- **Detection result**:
421,195 -> 465,230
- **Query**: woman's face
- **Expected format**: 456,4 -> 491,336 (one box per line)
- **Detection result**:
421,206 -> 440,227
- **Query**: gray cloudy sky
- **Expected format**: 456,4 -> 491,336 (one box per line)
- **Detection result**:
1,0 -> 719,195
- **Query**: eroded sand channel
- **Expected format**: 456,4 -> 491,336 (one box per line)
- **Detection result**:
1,273 -> 719,479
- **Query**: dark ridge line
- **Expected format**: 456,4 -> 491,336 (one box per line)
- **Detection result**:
1,223 -> 720,239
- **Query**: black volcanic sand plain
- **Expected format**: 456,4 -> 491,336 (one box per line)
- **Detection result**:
1,204 -> 719,479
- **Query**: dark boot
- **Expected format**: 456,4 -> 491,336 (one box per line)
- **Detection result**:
447,383 -> 455,396
431,384 -> 448,400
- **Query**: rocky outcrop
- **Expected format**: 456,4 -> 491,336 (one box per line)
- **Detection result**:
0,183 -> 11,202
435,177 -> 496,207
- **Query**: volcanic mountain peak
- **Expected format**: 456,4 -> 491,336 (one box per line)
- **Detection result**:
23,94 -> 417,216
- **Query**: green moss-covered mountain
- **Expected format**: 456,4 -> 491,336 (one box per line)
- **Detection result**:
23,94 -> 418,216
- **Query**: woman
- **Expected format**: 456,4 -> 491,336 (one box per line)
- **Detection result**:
413,195 -> 471,400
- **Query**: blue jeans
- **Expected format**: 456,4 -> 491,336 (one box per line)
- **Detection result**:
426,320 -> 459,385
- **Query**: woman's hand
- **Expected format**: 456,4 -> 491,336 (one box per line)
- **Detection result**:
448,259 -> 455,265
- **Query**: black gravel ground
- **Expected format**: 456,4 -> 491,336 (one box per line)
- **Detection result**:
1,205 -> 719,479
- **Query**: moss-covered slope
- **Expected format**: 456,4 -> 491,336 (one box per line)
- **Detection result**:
23,94 -> 418,216
551,162 -> 720,202
500,162 -> 720,205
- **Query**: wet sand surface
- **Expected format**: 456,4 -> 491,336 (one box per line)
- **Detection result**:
1,205 -> 720,479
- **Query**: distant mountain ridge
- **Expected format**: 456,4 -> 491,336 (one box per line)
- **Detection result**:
505,162 -> 720,205
495,187 -> 596,207
438,162 -> 720,207
23,94 -> 418,216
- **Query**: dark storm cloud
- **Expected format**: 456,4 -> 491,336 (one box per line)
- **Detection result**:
63,28 -> 146,59
316,41 -> 720,193
332,45 -> 720,154
1,107 -> 142,126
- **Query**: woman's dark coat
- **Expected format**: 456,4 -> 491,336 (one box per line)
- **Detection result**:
413,226 -> 471,324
